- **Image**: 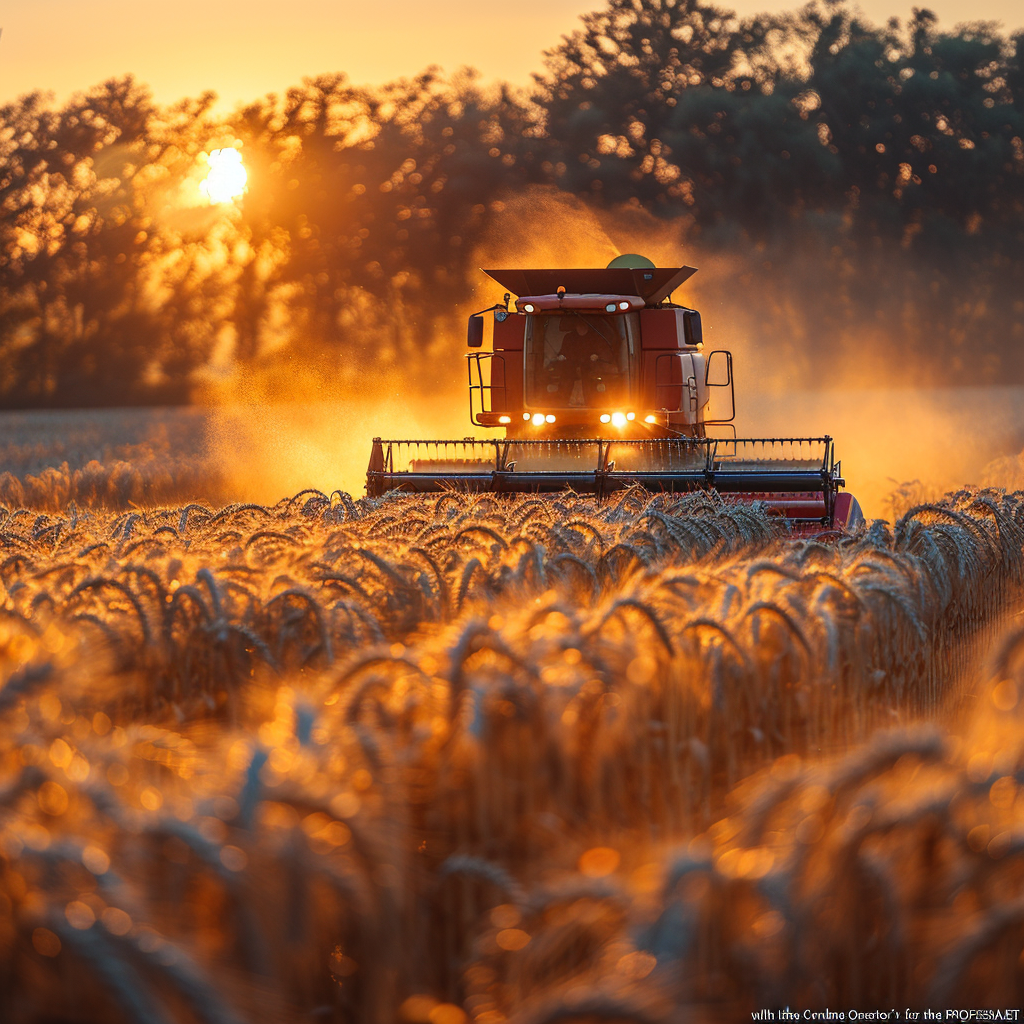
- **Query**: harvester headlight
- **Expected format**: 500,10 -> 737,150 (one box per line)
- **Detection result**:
523,303 -> 535,313
644,414 -> 657,424
498,415 -> 511,424
605,303 -> 617,312
611,412 -> 627,428
618,301 -> 630,311
523,413 -> 531,421
545,414 -> 556,423
600,414 -> 611,424
626,411 -> 635,421
532,413 -> 546,426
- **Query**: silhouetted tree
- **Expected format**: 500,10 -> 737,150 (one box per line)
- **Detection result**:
0,78 -> 228,406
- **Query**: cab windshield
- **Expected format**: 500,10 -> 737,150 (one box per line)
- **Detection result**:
525,312 -> 633,409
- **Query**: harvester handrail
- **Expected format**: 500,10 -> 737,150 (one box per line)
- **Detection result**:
467,352 -> 507,426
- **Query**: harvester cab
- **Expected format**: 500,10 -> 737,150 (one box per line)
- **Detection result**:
464,255 -> 732,440
367,256 -> 863,532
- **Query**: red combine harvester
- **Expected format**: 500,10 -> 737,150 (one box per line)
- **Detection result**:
367,256 -> 863,532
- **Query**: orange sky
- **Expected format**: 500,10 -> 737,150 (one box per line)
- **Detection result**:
2,0 -> 1021,111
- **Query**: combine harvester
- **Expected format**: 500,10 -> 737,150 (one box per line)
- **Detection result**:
367,256 -> 862,532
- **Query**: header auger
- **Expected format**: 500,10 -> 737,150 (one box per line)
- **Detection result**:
366,255 -> 863,532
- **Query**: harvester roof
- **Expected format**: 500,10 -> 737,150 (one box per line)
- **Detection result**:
482,265 -> 697,306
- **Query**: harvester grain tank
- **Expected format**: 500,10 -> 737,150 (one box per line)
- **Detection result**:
367,255 -> 863,531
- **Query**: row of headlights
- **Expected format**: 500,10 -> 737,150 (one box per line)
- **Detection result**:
503,411 -> 664,427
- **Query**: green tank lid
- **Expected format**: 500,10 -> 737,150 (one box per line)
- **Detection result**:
606,254 -> 656,269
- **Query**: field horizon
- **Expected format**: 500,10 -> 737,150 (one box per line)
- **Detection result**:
5,386 -> 1024,519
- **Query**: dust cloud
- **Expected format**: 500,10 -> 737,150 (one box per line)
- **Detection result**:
203,382 -> 483,505
738,385 -> 1024,518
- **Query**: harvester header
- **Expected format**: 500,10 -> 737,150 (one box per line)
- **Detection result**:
365,255 -> 863,532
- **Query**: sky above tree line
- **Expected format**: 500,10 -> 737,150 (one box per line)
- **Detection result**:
1,0 -> 1022,112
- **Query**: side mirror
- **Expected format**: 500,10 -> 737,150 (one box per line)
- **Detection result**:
681,308 -> 703,347
467,314 -> 484,348
705,349 -> 732,387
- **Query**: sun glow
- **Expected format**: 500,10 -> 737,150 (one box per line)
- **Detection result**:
200,148 -> 247,204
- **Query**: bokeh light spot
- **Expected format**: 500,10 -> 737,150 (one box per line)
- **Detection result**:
429,1005 -> 468,1024
38,781 -> 69,816
400,995 -> 438,1022
496,928 -> 531,951
101,907 -> 132,936
578,846 -> 620,877
65,900 -> 96,930
82,846 -> 111,875
32,928 -> 61,957
140,786 -> 163,811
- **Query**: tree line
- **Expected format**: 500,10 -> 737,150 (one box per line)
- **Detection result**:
0,0 -> 1021,406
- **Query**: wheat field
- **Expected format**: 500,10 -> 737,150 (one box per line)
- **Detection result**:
2,425 -> 1024,1021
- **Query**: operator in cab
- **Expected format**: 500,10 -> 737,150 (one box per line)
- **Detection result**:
542,316 -> 627,408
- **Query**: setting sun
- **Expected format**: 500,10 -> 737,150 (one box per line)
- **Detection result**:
199,148 -> 247,204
